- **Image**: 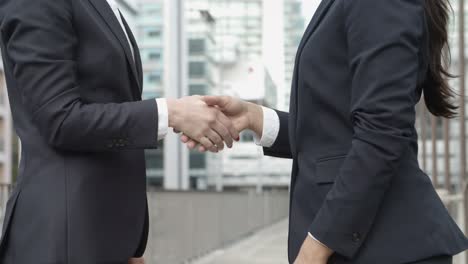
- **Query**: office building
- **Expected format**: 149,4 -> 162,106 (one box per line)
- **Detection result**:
187,8 -> 222,189
218,59 -> 291,191
283,0 -> 304,110
0,59 -> 13,185
136,0 -> 222,188
115,0 -> 138,30
189,0 -> 263,60
136,0 -> 165,185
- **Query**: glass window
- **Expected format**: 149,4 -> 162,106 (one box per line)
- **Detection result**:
145,149 -> 164,170
141,3 -> 162,16
189,61 -> 206,78
190,152 -> 206,169
189,84 -> 207,95
141,48 -> 163,62
148,72 -> 161,83
148,30 -> 161,38
141,26 -> 162,40
149,52 -> 161,60
189,39 -> 206,55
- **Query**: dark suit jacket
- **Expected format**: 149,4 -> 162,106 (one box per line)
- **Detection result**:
265,0 -> 468,263
0,0 -> 158,263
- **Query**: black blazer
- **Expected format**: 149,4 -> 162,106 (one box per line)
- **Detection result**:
0,0 -> 158,263
266,0 -> 468,263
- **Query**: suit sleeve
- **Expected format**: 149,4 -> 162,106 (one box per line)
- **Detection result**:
2,0 -> 159,152
308,0 -> 424,258
263,110 -> 292,159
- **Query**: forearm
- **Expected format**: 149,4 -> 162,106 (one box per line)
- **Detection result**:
40,99 -> 159,151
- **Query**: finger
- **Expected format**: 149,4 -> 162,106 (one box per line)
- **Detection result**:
179,135 -> 199,150
206,130 -> 225,151
203,95 -> 230,108
217,112 -> 240,144
180,134 -> 190,143
198,145 -> 207,152
187,140 -> 198,149
199,136 -> 218,153
211,119 -> 233,148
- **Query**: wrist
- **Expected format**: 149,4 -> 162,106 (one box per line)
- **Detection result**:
167,98 -> 183,129
246,102 -> 263,138
309,238 -> 333,260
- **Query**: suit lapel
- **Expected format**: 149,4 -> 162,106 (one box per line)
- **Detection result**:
119,11 -> 144,97
296,0 -> 334,58
290,0 -> 336,158
88,0 -> 141,93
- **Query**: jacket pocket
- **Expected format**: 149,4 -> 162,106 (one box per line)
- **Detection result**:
315,154 -> 346,184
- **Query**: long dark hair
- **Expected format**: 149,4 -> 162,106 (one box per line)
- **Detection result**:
423,0 -> 458,118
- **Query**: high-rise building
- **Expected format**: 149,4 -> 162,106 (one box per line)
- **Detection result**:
133,0 -> 305,189
136,0 -> 165,185
187,0 -> 305,111
136,0 -> 222,188
186,0 -> 298,190
114,0 -> 139,30
219,60 -> 291,191
283,0 -> 304,110
187,8 -> 222,189
188,0 -> 263,60
0,58 -> 13,185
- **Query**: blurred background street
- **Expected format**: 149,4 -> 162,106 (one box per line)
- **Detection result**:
191,220 -> 288,264
0,0 -> 467,263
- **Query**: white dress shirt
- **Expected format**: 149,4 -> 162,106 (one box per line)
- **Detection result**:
255,107 -> 329,249
106,0 -> 168,141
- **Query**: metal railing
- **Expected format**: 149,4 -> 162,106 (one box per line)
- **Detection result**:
438,189 -> 466,264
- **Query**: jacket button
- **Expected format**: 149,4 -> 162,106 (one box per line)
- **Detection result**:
352,232 -> 361,242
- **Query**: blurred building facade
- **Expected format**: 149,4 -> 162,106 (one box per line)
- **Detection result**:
133,0 -> 304,190
417,0 -> 468,191
136,0 -> 165,185
215,59 -> 292,191
136,0 -> 224,188
184,0 -> 304,190
186,8 -> 222,189
283,0 -> 304,110
193,0 -> 264,60
415,2 -> 468,262
0,57 -> 13,184
188,0 -> 305,111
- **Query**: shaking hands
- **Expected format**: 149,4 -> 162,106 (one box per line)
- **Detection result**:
170,95 -> 264,153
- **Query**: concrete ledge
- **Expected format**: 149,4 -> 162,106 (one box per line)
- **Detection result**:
144,190 -> 289,264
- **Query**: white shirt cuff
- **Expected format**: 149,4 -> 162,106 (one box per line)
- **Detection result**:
155,98 -> 168,141
308,232 -> 330,249
254,106 -> 280,148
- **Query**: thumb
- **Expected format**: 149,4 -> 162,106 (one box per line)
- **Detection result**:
203,95 -> 229,108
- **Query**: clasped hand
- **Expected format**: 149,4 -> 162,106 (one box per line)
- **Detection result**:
167,95 -> 255,152
169,95 -> 263,153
